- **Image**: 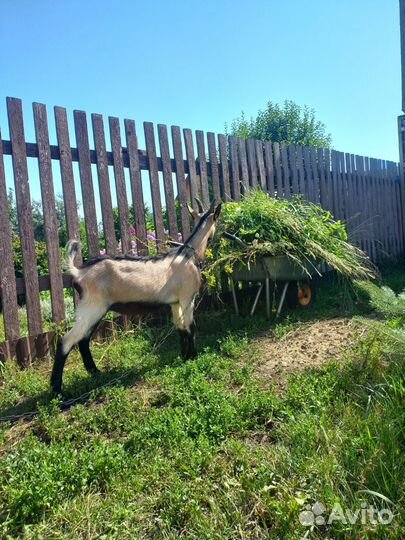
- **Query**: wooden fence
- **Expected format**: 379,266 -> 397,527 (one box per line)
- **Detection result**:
0,97 -> 404,364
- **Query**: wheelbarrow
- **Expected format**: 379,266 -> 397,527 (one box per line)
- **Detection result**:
226,234 -> 317,318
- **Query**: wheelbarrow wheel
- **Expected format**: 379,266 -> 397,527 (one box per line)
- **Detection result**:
287,281 -> 315,308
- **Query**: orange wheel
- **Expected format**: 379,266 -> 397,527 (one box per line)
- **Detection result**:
297,282 -> 314,307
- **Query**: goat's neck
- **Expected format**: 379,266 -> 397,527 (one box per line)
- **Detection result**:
186,225 -> 212,261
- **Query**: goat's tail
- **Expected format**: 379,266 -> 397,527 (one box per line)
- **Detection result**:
65,240 -> 80,278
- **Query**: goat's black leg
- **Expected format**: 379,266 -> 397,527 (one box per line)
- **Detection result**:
179,322 -> 197,360
51,338 -> 69,395
78,323 -> 100,374
186,321 -> 197,359
50,304 -> 107,395
172,302 -> 197,360
178,329 -> 189,358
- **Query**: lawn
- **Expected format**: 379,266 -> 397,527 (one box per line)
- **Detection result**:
0,265 -> 404,539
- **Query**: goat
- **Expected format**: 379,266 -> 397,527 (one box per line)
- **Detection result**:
50,200 -> 221,394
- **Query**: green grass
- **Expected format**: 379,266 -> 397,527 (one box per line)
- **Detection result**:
0,267 -> 404,539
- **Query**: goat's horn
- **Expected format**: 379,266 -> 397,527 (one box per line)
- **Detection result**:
195,197 -> 204,213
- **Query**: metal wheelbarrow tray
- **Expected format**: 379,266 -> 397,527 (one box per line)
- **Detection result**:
231,255 -> 317,318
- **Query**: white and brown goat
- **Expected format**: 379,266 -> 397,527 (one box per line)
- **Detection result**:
50,200 -> 221,394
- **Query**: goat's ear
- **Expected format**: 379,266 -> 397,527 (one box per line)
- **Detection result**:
186,203 -> 199,220
213,202 -> 222,221
195,198 -> 204,214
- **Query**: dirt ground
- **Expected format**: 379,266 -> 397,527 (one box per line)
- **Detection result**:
253,318 -> 360,391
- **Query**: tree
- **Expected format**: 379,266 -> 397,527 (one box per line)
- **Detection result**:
227,100 -> 332,148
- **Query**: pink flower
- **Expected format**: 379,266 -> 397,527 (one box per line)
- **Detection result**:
129,226 -> 136,236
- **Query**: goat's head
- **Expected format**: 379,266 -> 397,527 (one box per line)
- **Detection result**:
185,198 -> 222,255
205,199 -> 222,241
187,198 -> 221,233
186,197 -> 206,225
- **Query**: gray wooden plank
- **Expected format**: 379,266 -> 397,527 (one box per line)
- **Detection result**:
331,150 -> 340,220
109,117 -> 131,254
264,141 -> 275,196
392,162 -> 404,252
54,106 -> 82,257
218,134 -> 231,201
317,148 -> 327,209
364,157 -> 376,261
195,130 -> 210,207
144,122 -> 165,250
125,119 -> 148,254
33,102 -> 65,323
303,146 -> 312,201
356,155 -> 369,256
171,126 -> 190,239
255,140 -> 266,190
237,137 -> 249,195
92,113 -> 117,255
310,147 -> 320,204
324,148 -> 332,213
7,97 -> 42,337
74,110 -> 99,257
383,162 -> 392,255
344,152 -> 355,235
207,132 -> 221,202
158,124 -> 178,239
280,143 -> 290,199
273,142 -> 282,197
229,135 -> 241,201
183,128 -> 199,209
246,139 -> 258,188
0,127 -> 20,341
288,144 -> 299,197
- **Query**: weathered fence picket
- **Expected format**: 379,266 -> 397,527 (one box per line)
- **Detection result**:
218,134 -> 231,201
0,128 -> 19,342
264,141 -> 275,196
34,102 -> 65,323
109,116 -> 131,254
7,98 -> 43,338
92,113 -> 117,255
229,135 -> 241,201
74,110 -> 100,258
0,96 -> 403,365
125,119 -> 147,254
158,124 -> 177,239
195,130 -> 210,208
55,106 -> 82,255
172,125 -> 190,239
144,122 -> 165,250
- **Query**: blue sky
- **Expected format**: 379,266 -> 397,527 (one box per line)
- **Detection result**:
0,0 -> 402,207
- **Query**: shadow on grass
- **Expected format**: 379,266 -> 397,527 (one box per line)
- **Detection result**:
0,341 -> 186,423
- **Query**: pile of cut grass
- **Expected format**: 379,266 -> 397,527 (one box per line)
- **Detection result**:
205,190 -> 376,288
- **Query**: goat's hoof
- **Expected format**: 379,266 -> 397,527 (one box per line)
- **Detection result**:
51,388 -> 63,399
182,352 -> 197,361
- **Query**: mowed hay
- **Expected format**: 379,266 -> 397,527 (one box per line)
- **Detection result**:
205,190 -> 377,289
253,319 -> 358,391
